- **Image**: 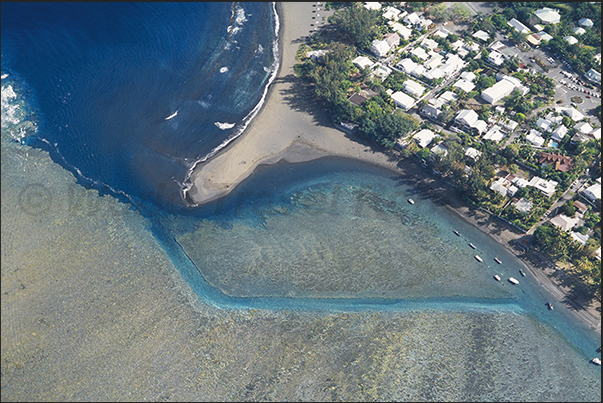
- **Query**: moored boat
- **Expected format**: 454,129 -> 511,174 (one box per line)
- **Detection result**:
520,269 -> 526,277
591,357 -> 601,365
408,198 -> 415,204
469,243 -> 476,249
474,255 -> 483,262
494,257 -> 502,264
494,274 -> 501,281
546,302 -> 554,310
454,230 -> 460,236
508,277 -> 519,285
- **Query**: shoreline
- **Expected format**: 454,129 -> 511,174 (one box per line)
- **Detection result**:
186,3 -> 600,333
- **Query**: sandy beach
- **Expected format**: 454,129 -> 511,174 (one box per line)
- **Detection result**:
186,2 -> 600,333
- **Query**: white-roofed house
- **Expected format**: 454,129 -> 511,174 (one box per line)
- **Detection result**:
481,76 -> 523,104
370,39 -> 391,58
413,129 -> 437,148
551,125 -> 568,142
574,121 -> 593,134
411,46 -> 429,61
455,109 -> 479,129
539,32 -> 554,42
563,107 -> 585,121
465,147 -> 482,161
508,18 -> 531,34
434,28 -> 450,39
582,183 -> 601,203
585,69 -> 601,84
389,22 -> 412,40
403,79 -> 425,98
472,30 -> 490,42
550,214 -> 579,232
573,27 -> 586,36
579,18 -> 593,28
460,71 -> 476,82
472,119 -> 488,135
422,38 -> 438,51
404,12 -> 421,26
526,130 -> 545,147
536,117 -> 554,133
352,56 -> 375,70
511,176 -> 530,189
528,176 -> 558,197
490,177 -> 517,197
590,128 -> 601,140
483,125 -> 505,143
363,2 -> 382,11
372,63 -> 392,80
396,58 -> 418,74
534,7 -> 560,24
454,78 -> 475,93
431,142 -> 448,157
564,36 -> 578,45
487,50 -> 505,66
382,6 -> 402,21
571,231 -> 589,246
511,197 -> 533,214
391,91 -> 415,111
424,52 -> 443,70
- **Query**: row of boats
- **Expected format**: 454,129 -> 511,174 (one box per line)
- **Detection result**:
453,230 -> 603,366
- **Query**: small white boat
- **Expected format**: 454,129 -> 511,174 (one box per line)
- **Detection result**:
494,274 -> 501,281
165,111 -> 178,120
494,257 -> 502,264
508,277 -> 519,285
454,230 -> 461,236
591,357 -> 601,365
408,198 -> 415,205
469,243 -> 476,249
546,302 -> 554,310
520,269 -> 526,277
474,255 -> 483,262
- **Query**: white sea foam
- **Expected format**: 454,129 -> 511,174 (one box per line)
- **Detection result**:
226,4 -> 247,36
214,121 -> 235,130
181,2 -> 281,206
257,44 -> 264,54
219,66 -> 229,73
1,73 -> 9,80
165,110 -> 178,120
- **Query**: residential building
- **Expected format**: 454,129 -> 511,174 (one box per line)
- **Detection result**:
370,39 -> 391,57
396,58 -> 418,74
590,128 -> 601,140
363,2 -> 382,11
352,56 -> 374,70
579,18 -> 594,28
575,121 -> 593,134
413,129 -> 437,148
525,130 -> 545,147
349,93 -> 369,106
411,46 -> 429,60
487,50 -> 505,66
403,79 -> 425,98
490,177 -> 517,197
563,107 -> 585,121
536,117 -> 554,132
403,12 -> 421,26
472,30 -> 490,42
431,142 -> 448,157
511,197 -> 533,214
455,109 -> 479,128
481,75 -> 528,104
551,125 -> 568,142
372,63 -> 392,80
582,182 -> 601,203
585,69 -> 601,85
564,36 -> 578,45
574,200 -> 589,215
389,22 -> 412,40
550,214 -> 579,232
573,27 -> 586,36
507,18 -> 531,34
483,125 -> 505,143
391,91 -> 415,111
528,176 -> 558,198
384,32 -> 400,48
571,231 -> 589,246
465,147 -> 482,161
539,32 -> 554,42
382,6 -> 402,21
454,78 -> 475,93
534,7 -> 560,24
538,152 -> 574,172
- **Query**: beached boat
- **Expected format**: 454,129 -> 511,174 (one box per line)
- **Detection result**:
454,230 -> 460,236
591,357 -> 601,365
469,243 -> 476,249
408,198 -> 415,204
494,257 -> 502,264
494,274 -> 501,281
520,269 -> 526,277
546,302 -> 554,310
508,277 -> 519,285
474,255 -> 483,262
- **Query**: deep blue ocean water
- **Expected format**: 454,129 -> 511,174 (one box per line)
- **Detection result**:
1,2 -> 278,209
1,3 -> 600,395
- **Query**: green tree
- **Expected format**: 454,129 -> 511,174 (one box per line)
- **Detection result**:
332,4 -> 379,50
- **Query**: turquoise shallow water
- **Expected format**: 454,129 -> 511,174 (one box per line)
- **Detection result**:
2,39 -> 601,401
